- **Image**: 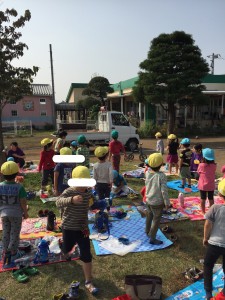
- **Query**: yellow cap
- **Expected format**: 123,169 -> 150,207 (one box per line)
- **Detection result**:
168,134 -> 177,140
147,153 -> 163,168
41,138 -> 53,146
155,132 -> 162,138
94,146 -> 109,158
60,147 -> 72,155
218,179 -> 225,196
72,166 -> 90,179
1,161 -> 19,175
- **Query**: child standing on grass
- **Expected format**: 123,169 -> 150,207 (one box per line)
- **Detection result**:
93,146 -> 113,200
54,131 -> 67,154
190,143 -> 203,180
145,153 -> 170,245
76,135 -> 90,168
165,134 -> 179,174
0,161 -> 28,267
109,130 -> 126,173
179,138 -> 192,188
56,166 -> 98,296
198,148 -> 216,214
38,138 -> 55,193
155,132 -> 164,155
203,179 -> 225,300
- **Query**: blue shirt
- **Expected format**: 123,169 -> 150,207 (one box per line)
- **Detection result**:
54,163 -> 74,193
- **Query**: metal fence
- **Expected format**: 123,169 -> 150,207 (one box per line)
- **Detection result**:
2,120 -> 33,136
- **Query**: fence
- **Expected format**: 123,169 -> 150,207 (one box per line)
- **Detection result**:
2,120 -> 33,136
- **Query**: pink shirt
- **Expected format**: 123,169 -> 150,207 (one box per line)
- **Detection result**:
197,163 -> 216,191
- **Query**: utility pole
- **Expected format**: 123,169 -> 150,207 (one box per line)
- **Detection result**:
49,44 -> 56,129
207,53 -> 221,74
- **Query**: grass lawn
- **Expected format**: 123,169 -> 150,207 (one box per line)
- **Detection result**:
0,157 -> 209,300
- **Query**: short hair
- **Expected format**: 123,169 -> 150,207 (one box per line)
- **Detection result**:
11,142 -> 18,147
3,173 -> 18,180
194,144 -> 202,151
59,131 -> 67,138
182,143 -> 190,148
150,165 -> 161,172
44,141 -> 53,151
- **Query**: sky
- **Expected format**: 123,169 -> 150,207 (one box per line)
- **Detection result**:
1,0 -> 225,103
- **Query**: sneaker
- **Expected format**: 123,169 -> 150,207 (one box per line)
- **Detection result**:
68,281 -> 80,299
149,239 -> 163,245
85,281 -> 99,295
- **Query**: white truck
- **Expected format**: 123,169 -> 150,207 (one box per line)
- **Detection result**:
64,111 -> 140,150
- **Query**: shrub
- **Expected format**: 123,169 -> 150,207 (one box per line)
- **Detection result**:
138,121 -> 167,138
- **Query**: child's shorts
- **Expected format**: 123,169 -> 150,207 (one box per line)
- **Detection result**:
180,166 -> 191,179
200,190 -> 214,200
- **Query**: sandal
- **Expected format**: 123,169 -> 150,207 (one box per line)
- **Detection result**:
12,269 -> 29,283
85,281 -> 99,295
170,234 -> 178,242
183,267 -> 203,282
22,266 -> 39,276
162,226 -> 173,233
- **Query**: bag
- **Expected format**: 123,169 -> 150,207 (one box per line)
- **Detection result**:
94,211 -> 110,235
125,275 -> 162,300
46,211 -> 56,231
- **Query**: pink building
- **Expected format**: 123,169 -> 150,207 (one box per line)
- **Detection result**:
2,84 -> 55,129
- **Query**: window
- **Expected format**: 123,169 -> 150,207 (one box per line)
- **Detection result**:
40,111 -> 47,116
10,99 -> 16,104
40,98 -> 46,104
111,113 -> 129,126
11,110 -> 18,116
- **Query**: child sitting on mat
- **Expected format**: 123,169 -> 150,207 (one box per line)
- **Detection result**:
145,153 -> 170,245
110,170 -> 129,199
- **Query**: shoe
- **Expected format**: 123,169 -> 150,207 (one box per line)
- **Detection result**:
149,239 -> 163,245
68,281 -> 80,299
12,269 -> 29,283
183,267 -> 203,282
178,185 -> 185,189
162,226 -> 173,233
22,266 -> 39,276
85,281 -> 99,295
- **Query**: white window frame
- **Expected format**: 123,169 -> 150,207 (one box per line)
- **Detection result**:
40,98 -> 46,105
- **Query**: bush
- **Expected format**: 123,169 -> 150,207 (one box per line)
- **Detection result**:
138,121 -> 167,138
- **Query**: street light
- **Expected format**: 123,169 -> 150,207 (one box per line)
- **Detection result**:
207,53 -> 221,74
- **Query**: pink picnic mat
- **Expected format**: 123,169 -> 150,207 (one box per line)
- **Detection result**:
170,196 -> 224,221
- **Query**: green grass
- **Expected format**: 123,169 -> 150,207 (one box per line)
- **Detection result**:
0,160 -> 207,300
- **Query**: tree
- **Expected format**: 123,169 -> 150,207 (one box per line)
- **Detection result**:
75,97 -> 101,123
0,8 -> 38,166
133,31 -> 209,133
82,76 -> 114,106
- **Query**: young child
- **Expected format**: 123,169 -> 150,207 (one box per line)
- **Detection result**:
203,179 -> 225,300
111,170 -> 129,198
190,143 -> 203,180
54,147 -> 74,196
198,148 -> 217,214
54,131 -> 67,154
145,153 -> 170,245
0,161 -> 28,267
109,130 -> 126,173
93,146 -> 113,200
56,166 -> 98,296
76,135 -> 90,168
70,141 -> 78,155
155,132 -> 164,155
7,142 -> 26,168
166,134 -> 179,174
38,138 -> 55,193
179,138 -> 192,188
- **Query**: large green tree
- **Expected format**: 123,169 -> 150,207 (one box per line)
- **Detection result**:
0,8 -> 38,166
75,97 -> 101,122
82,76 -> 114,106
133,31 -> 209,133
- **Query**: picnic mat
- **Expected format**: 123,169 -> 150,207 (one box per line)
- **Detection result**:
88,217 -> 173,255
170,196 -> 225,221
40,196 -> 58,203
122,168 -> 145,178
0,237 -> 79,273
167,180 -> 199,193
19,164 -> 39,174
166,267 -> 224,299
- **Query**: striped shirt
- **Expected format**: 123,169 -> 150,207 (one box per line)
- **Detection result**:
76,146 -> 90,168
56,187 -> 92,231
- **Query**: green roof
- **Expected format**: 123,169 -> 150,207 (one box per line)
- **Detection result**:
66,83 -> 88,102
202,74 -> 225,83
111,77 -> 138,92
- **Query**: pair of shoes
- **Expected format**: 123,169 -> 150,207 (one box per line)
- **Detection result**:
183,267 -> 203,282
85,281 -> 99,295
38,209 -> 49,217
162,226 -> 173,233
12,269 -> 29,283
20,266 -> 39,276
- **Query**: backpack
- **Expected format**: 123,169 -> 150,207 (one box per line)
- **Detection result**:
94,211 -> 110,237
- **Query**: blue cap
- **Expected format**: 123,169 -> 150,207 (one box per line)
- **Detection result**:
7,157 -> 15,162
180,138 -> 190,145
202,148 -> 215,161
145,159 -> 148,165
71,141 -> 78,147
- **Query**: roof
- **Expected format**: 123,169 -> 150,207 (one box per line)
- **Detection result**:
31,84 -> 52,96
66,83 -> 88,102
111,77 -> 138,92
55,102 -> 76,111
202,74 -> 225,83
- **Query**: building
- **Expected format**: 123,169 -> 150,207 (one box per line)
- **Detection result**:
2,84 -> 55,129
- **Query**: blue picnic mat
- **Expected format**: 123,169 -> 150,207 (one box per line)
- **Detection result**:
89,217 -> 173,255
167,180 -> 199,193
166,267 -> 224,299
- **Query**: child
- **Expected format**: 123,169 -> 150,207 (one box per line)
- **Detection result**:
198,148 -> 216,214
54,131 -> 67,154
145,153 -> 170,245
155,132 -> 164,155
0,161 -> 28,267
70,141 -> 78,155
7,142 -> 26,168
165,134 -> 179,174
179,138 -> 192,188
56,166 -> 98,296
203,179 -> 225,300
38,138 -> 55,193
54,147 -> 74,196
93,146 -> 113,200
190,143 -> 203,180
76,135 -> 90,168
111,170 -> 129,198
109,130 -> 126,173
